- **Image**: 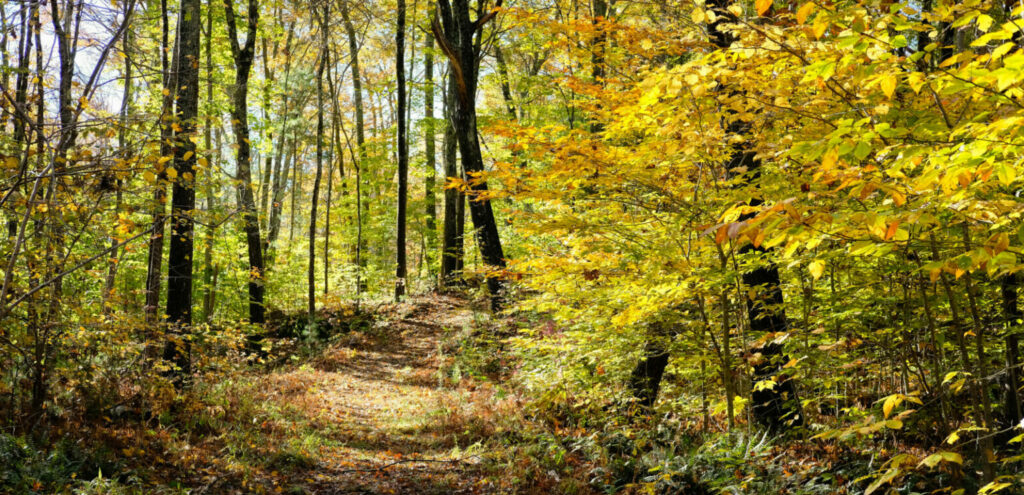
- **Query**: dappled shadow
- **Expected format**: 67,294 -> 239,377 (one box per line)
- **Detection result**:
83,294 -> 543,494
257,294 -> 501,493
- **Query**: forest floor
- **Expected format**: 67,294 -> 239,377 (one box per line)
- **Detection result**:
113,293 -> 539,495
265,294 -> 499,494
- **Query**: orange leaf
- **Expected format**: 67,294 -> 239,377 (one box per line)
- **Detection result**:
885,221 -> 900,241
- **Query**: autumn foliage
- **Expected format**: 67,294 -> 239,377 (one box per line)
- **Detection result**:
4,0 -> 1024,493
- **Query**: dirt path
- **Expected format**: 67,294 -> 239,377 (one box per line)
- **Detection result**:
257,294 -> 498,494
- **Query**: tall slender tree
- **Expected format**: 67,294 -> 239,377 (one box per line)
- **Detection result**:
201,0 -> 218,322
341,0 -> 367,297
266,22 -> 294,256
146,0 -> 178,322
163,0 -> 202,383
423,8 -> 438,281
224,0 -> 266,324
432,0 -> 507,310
395,0 -> 409,300
309,0 -> 328,325
440,71 -> 462,288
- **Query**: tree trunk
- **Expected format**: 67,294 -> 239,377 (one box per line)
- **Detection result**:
201,0 -> 217,323
325,41 -> 344,295
265,23 -> 293,256
424,16 -> 438,281
258,36 -> 274,225
395,0 -> 409,300
224,0 -> 266,324
1004,272 -> 1023,430
163,0 -> 202,384
494,45 -> 517,121
146,0 -> 178,323
708,0 -> 800,431
629,338 -> 670,410
440,71 -> 461,287
342,0 -> 367,296
309,3 -> 327,325
433,0 -> 507,310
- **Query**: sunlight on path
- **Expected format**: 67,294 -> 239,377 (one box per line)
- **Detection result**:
263,295 -> 494,494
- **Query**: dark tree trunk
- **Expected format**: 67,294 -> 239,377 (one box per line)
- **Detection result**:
309,3 -> 327,323
440,72 -> 462,287
163,0 -> 202,383
325,38 -> 346,295
224,0 -> 266,324
1002,273 -> 1022,433
146,0 -> 178,323
201,0 -> 217,323
629,339 -> 670,410
708,0 -> 801,432
433,0 -> 506,310
395,0 -> 409,300
341,0 -> 367,297
424,10 -> 438,281
258,36 -> 274,226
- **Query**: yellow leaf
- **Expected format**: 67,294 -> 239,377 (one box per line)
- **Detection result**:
882,394 -> 900,419
165,167 -> 178,180
821,147 -> 838,170
997,163 -> 1015,186
907,72 -> 926,94
795,2 -> 814,24
992,42 -> 1015,61
812,18 -> 829,39
143,170 -> 156,183
755,0 -> 772,16
808,260 -> 825,280
879,74 -> 897,98
3,156 -> 18,169
977,14 -> 993,32
157,156 -> 172,165
691,8 -> 705,24
198,157 -> 209,168
183,151 -> 194,161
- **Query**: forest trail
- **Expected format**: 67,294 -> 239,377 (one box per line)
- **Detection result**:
242,294 -> 498,495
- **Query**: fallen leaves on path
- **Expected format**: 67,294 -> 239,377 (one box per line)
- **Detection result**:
87,294 -> 529,494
